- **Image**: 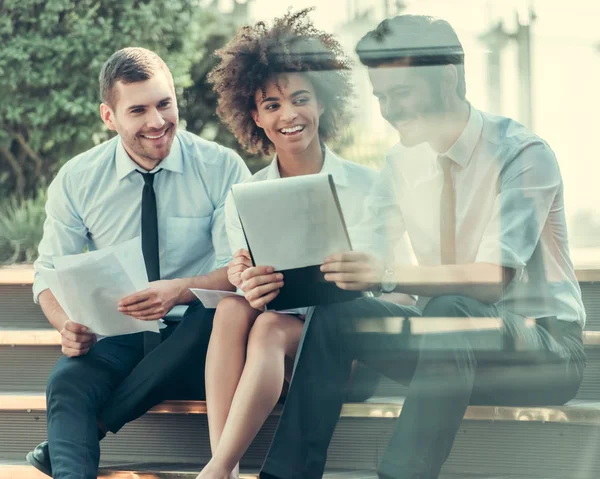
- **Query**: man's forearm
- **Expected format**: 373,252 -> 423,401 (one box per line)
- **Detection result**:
391,263 -> 512,304
174,267 -> 234,304
38,289 -> 70,332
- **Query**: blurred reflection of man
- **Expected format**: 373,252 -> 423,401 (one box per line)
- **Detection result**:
258,15 -> 586,479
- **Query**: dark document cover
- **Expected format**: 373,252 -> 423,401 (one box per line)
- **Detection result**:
231,174 -> 363,310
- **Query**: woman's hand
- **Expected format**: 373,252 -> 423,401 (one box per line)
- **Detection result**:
227,249 -> 253,288
240,266 -> 284,311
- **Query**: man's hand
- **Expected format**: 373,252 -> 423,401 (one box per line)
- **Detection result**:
60,320 -> 96,357
118,279 -> 184,321
228,249 -> 253,288
240,265 -> 284,311
321,251 -> 384,291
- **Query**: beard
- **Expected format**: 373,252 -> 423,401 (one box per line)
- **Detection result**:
129,123 -> 175,163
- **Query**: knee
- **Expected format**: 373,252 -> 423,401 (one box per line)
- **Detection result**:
46,358 -> 93,402
247,312 -> 287,352
422,294 -> 473,318
213,295 -> 255,338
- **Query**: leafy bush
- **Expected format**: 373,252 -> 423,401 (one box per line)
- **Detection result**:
0,0 -> 209,200
0,190 -> 47,264
179,18 -> 269,173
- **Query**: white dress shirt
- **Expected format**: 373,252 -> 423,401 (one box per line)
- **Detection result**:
225,146 -> 382,318
33,130 -> 251,302
364,105 -> 585,326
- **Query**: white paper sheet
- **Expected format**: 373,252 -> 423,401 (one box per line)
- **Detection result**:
231,174 -> 352,270
39,238 -> 159,337
189,288 -> 243,309
53,238 -> 150,290
189,288 -> 304,315
37,266 -> 77,324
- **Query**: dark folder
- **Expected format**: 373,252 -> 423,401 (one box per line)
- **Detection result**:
232,174 -> 363,311
264,264 -> 361,311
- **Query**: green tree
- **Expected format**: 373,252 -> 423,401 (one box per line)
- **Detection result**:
0,0 -> 206,200
179,18 -> 268,173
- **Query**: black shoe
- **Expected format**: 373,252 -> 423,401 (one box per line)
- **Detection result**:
25,440 -> 52,477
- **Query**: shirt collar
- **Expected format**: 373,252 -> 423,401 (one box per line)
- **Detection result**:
268,145 -> 349,186
441,105 -> 483,168
115,133 -> 183,180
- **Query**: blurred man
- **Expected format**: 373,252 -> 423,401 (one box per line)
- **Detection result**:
250,15 -> 586,479
26,47 -> 250,479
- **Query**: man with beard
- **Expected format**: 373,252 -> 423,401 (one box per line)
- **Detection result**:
247,15 -> 587,479
25,47 -> 250,479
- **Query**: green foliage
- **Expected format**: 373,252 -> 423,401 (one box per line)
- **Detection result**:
180,17 -> 269,173
0,1 -> 267,263
0,0 -> 207,199
0,189 -> 47,264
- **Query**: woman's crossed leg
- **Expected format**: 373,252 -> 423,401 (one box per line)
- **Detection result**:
200,295 -> 304,479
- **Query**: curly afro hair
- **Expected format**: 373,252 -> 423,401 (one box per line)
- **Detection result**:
207,9 -> 353,156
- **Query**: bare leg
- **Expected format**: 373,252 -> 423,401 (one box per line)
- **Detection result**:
204,296 -> 260,466
198,312 -> 304,479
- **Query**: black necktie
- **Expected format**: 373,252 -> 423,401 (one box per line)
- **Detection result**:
138,169 -> 161,354
439,156 -> 456,264
139,170 -> 161,282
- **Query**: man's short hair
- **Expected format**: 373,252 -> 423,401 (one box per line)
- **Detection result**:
99,47 -> 173,107
356,15 -> 466,100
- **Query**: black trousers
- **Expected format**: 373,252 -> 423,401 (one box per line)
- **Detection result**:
260,295 -> 586,479
46,301 -> 213,479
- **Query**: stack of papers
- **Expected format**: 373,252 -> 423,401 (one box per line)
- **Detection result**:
38,237 -> 159,337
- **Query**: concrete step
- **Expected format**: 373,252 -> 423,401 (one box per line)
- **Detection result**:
0,463 -> 577,479
2,267 -> 600,330
0,463 -> 566,479
4,393 -> 600,423
4,329 -> 600,347
1,394 -> 599,478
0,462 -> 260,478
2,330 -> 600,401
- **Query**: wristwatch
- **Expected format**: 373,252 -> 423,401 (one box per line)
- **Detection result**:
380,266 -> 396,294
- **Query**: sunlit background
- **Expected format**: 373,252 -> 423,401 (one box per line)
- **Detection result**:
215,0 -> 600,264
1,0 -> 598,266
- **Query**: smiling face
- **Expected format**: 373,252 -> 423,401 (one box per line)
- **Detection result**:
100,69 -> 178,170
368,63 -> 445,148
252,73 -> 324,158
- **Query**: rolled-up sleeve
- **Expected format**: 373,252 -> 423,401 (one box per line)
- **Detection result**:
210,149 -> 251,269
224,191 -> 249,255
475,142 -> 561,275
33,169 -> 88,303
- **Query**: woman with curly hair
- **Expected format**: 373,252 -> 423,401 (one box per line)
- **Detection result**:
198,10 -> 384,479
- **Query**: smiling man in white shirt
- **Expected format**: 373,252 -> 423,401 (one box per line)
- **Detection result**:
26,47 -> 250,479
258,15 -> 586,479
